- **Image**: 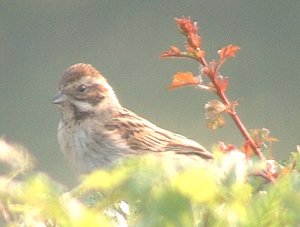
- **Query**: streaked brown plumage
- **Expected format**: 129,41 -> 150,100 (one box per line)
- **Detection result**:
52,63 -> 212,175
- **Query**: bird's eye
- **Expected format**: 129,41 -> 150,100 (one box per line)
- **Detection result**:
78,84 -> 86,93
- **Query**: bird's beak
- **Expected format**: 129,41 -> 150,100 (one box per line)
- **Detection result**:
52,91 -> 68,104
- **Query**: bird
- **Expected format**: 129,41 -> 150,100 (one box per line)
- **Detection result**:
52,63 -> 213,175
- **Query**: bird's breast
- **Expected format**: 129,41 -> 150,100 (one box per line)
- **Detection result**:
57,119 -> 130,175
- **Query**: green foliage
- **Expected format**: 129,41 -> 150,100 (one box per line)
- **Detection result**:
1,139 -> 300,226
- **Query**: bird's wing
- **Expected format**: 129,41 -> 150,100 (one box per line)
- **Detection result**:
105,108 -> 213,160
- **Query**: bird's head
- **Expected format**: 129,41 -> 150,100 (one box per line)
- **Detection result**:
52,63 -> 121,120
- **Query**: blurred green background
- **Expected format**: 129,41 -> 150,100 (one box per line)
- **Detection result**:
1,1 -> 299,186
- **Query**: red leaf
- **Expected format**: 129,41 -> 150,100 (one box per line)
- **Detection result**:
189,33 -> 201,49
218,44 -> 240,60
201,60 -> 218,77
161,46 -> 181,58
168,72 -> 199,89
218,141 -> 236,153
243,141 -> 253,159
216,76 -> 229,93
175,17 -> 202,50
175,17 -> 198,35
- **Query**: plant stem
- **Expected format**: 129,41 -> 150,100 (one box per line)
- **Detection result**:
218,90 -> 265,160
199,56 -> 265,160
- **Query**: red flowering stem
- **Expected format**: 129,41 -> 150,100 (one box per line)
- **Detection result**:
200,59 -> 265,160
168,18 -> 266,160
174,53 -> 265,159
218,89 -> 265,160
